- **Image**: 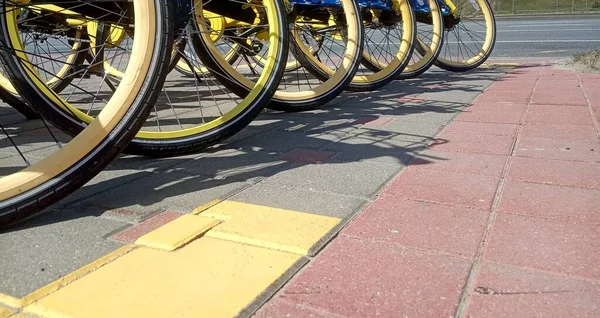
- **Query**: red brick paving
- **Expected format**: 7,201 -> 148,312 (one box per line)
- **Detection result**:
525,105 -> 594,125
485,213 -> 600,279
111,211 -> 183,243
514,137 -> 600,162
257,65 -> 600,317
498,181 -> 600,223
508,157 -> 600,189
466,262 -> 600,317
580,77 -> 600,123
539,68 -> 580,79
278,237 -> 471,318
531,79 -> 588,106
520,124 -> 598,141
341,197 -> 489,258
441,121 -> 518,137
255,299 -> 335,318
467,289 -> 600,317
411,150 -> 508,178
456,107 -> 524,124
429,132 -> 515,156
469,101 -> 529,111
473,90 -> 533,104
382,168 -> 499,210
474,262 -> 600,295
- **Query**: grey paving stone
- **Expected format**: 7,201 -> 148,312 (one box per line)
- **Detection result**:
0,208 -> 126,297
215,117 -> 286,145
109,153 -> 202,172
260,160 -> 400,199
371,109 -> 462,141
230,182 -> 369,219
0,112 -> 27,126
166,148 -> 293,180
322,131 -> 429,167
229,129 -> 336,153
87,170 -> 249,215
54,169 -> 152,209
420,89 -> 484,104
278,117 -> 358,134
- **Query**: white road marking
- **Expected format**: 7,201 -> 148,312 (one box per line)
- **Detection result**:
375,39 -> 600,45
502,23 -> 599,27
492,40 -> 600,43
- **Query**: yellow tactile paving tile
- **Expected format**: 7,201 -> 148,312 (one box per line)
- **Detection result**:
0,294 -> 20,309
197,201 -> 341,255
24,237 -> 302,318
135,214 -> 220,251
0,246 -> 136,309
0,307 -> 12,318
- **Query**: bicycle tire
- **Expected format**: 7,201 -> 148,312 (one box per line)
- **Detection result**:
0,0 -> 174,227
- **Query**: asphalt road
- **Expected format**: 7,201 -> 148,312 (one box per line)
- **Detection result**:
491,14 -> 600,58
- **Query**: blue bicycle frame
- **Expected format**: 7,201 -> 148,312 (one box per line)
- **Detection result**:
288,0 -> 452,17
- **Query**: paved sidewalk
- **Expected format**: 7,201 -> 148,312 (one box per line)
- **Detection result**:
0,65 -> 507,317
256,64 -> 600,317
4,61 -> 597,317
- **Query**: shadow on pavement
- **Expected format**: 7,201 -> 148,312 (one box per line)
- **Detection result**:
2,66 -> 507,232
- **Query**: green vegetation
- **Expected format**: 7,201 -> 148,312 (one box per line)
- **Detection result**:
573,49 -> 600,70
491,0 -> 600,14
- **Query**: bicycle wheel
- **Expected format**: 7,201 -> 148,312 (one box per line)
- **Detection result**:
191,0 -> 364,112
0,82 -> 38,119
0,0 -> 173,226
434,0 -> 496,72
348,0 -> 416,91
397,0 -> 444,79
125,0 -> 288,156
173,28 -> 239,78
0,28 -> 89,119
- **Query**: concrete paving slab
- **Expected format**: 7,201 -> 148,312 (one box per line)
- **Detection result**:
53,169 -> 152,209
0,62 -> 516,314
260,160 -> 400,199
320,130 -> 429,167
229,182 -> 369,219
86,170 -> 250,216
229,129 -> 336,153
0,208 -> 126,298
376,107 -> 465,139
165,148 -> 292,181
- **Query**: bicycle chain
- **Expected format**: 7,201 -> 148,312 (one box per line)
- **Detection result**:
26,30 -> 90,43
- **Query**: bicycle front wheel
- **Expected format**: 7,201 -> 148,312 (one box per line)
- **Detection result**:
434,0 -> 496,72
0,0 -> 173,226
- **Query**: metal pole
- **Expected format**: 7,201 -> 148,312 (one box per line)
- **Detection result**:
512,0 -> 515,13
572,0 -> 575,12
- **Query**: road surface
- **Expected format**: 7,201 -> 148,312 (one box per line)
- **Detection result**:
491,14 -> 600,58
